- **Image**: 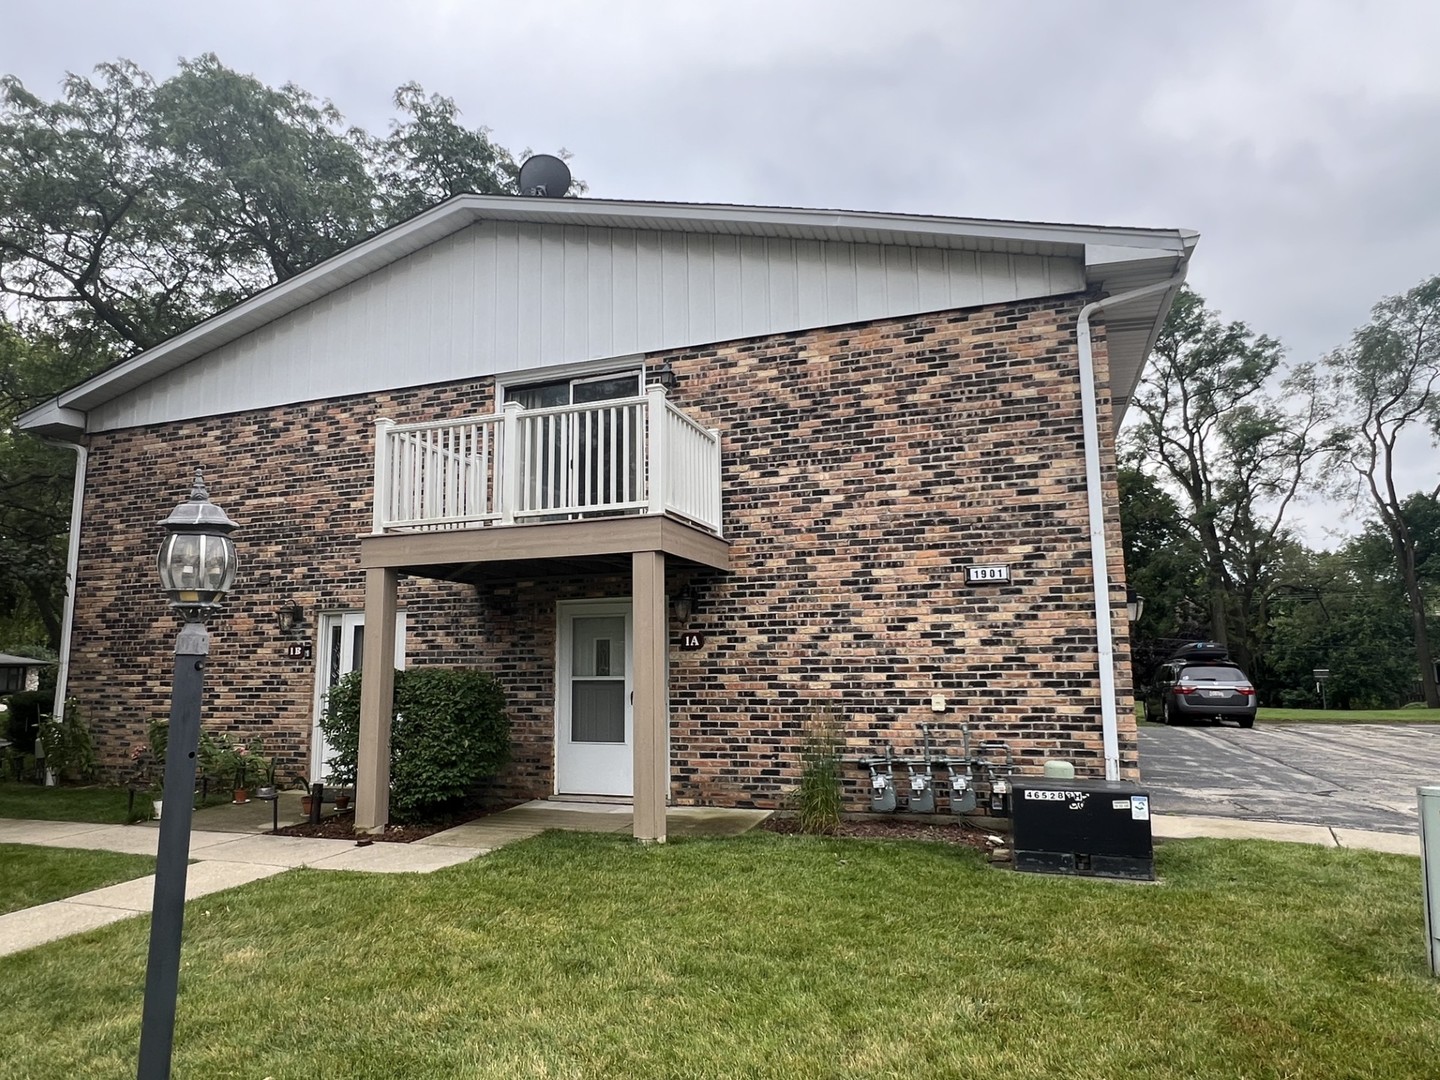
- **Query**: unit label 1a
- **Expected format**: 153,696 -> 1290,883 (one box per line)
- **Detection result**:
964,565 -> 1011,584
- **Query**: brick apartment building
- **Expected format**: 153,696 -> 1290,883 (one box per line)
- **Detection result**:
19,195 -> 1198,840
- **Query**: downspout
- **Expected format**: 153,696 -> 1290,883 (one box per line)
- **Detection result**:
45,440 -> 88,739
1076,274 -> 1186,781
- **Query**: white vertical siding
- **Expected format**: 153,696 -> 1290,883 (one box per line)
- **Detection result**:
89,223 -> 1087,431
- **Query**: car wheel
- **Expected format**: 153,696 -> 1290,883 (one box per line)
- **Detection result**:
1238,716 -> 1254,729
1164,701 -> 1177,726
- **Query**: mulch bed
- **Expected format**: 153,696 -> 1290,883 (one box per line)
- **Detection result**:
275,803 -> 1002,851
272,800 -> 523,844
761,814 -> 1000,853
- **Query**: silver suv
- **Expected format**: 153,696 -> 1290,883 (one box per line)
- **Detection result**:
1145,646 -> 1257,728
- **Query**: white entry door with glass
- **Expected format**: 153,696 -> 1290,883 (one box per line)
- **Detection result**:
312,611 -> 406,784
555,600 -> 633,797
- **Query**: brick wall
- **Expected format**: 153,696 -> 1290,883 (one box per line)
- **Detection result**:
69,290 -> 1135,809
663,292 -> 1135,807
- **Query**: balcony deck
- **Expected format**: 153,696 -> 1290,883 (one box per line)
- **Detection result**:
364,386 -> 728,578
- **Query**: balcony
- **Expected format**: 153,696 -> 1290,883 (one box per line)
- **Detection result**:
371,386 -> 723,538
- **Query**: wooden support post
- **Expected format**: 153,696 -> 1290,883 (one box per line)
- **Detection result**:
355,567 -> 398,833
632,550 -> 668,842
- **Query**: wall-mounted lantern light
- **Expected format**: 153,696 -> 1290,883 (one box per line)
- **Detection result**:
276,600 -> 305,634
670,584 -> 697,625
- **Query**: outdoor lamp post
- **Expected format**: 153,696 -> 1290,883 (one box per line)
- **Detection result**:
137,470 -> 238,1080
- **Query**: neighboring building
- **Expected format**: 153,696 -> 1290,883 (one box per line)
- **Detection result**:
0,654 -> 49,694
19,195 -> 1197,840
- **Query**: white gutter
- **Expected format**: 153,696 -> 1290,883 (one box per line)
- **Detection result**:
1076,273 -> 1186,781
46,440 -> 88,734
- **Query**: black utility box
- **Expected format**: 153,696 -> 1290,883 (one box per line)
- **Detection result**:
1011,778 -> 1154,881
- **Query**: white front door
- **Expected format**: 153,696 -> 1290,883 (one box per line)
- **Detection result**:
312,610 -> 406,783
555,599 -> 633,796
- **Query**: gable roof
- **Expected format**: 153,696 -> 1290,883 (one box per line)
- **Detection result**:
18,195 -> 1197,438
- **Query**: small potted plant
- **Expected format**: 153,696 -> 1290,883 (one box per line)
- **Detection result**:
296,775 -> 316,817
232,743 -> 252,804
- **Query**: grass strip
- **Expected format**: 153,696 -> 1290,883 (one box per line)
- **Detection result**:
0,844 -> 156,915
1259,707 -> 1440,724
0,780 -> 141,824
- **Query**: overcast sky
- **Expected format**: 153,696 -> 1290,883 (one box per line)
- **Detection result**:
6,0 -> 1438,545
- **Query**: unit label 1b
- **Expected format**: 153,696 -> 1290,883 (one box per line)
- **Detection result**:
964,565 -> 1011,584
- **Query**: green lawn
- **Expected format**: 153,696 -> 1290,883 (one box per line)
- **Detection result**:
0,778 -> 143,823
0,844 -> 156,915
0,778 -> 240,823
0,832 -> 1436,1078
1259,706 -> 1440,724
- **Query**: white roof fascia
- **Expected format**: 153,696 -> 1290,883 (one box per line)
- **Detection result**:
1085,231 -> 1198,425
14,399 -> 87,440
18,194 -> 1196,433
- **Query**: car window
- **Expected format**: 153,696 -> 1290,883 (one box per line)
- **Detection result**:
1180,665 -> 1245,681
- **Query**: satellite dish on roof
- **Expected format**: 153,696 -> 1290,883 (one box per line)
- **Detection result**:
518,154 -> 572,198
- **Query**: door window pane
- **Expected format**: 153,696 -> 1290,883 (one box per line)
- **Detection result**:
572,616 -> 625,677
572,681 -> 625,742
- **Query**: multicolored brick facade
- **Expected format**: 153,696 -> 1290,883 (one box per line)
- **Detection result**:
67,289 -> 1135,809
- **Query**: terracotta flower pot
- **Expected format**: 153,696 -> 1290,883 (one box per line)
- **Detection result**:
335,794 -> 351,811
233,789 -> 249,805
301,795 -> 314,816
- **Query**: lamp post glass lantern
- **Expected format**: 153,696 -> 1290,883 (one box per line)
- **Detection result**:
157,472 -> 238,615
137,469 -> 238,1080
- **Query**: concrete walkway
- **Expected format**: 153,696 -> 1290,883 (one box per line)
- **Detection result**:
0,800 -> 772,958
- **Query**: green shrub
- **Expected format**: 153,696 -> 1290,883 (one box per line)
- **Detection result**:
795,709 -> 844,835
37,702 -> 97,782
321,667 -> 510,823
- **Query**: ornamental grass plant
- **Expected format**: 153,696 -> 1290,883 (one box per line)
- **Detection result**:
795,708 -> 844,835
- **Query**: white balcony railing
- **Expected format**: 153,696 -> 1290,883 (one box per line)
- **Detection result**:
372,386 -> 722,537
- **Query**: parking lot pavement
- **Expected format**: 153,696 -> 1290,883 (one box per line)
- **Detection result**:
1138,722 -> 1440,835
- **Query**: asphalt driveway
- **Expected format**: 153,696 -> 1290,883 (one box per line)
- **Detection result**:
1138,722 -> 1440,835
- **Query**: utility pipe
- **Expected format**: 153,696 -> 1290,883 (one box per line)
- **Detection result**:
46,441 -> 88,731
1076,273 -> 1186,781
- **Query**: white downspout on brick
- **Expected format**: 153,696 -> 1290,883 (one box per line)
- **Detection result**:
1076,274 -> 1186,781
44,440 -> 88,785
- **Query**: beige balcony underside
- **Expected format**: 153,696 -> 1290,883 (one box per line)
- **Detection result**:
359,514 -> 730,582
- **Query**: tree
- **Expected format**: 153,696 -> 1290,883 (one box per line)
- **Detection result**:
1268,524 -> 1429,709
1126,287 -> 1337,680
1,55 -> 572,356
0,326 -> 91,648
1118,463 -> 1207,687
1325,275 -> 1440,708
0,56 -> 574,646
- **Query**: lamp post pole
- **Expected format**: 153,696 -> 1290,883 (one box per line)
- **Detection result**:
136,621 -> 208,1079
136,470 -> 238,1080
